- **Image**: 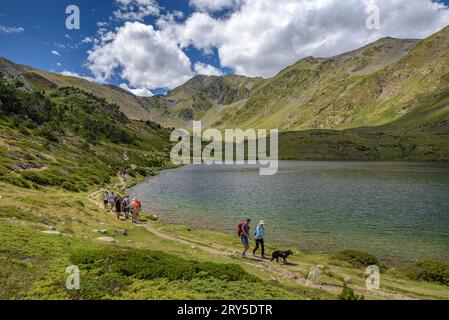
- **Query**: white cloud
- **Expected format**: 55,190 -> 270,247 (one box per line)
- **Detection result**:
87,0 -> 449,88
119,83 -> 153,97
180,0 -> 449,77
60,70 -> 98,83
56,63 -> 62,67
87,21 -> 193,89
51,50 -> 61,56
0,25 -> 24,34
189,0 -> 243,13
194,62 -> 223,76
113,0 -> 160,21
82,37 -> 93,44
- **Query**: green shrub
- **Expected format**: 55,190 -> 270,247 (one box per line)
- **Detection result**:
67,273 -> 132,300
338,283 -> 365,300
62,181 -> 79,192
70,248 -> 259,283
39,124 -> 60,143
403,260 -> 449,286
334,250 -> 383,270
136,167 -> 148,176
21,171 -> 64,186
0,174 -> 32,189
127,169 -> 137,178
0,205 -> 34,220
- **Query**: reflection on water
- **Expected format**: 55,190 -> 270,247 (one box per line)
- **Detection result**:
129,161 -> 449,264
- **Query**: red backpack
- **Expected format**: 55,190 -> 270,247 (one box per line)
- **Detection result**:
237,221 -> 244,237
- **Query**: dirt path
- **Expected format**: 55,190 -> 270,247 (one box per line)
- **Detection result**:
86,174 -> 416,300
87,173 -> 126,209
143,223 -> 414,300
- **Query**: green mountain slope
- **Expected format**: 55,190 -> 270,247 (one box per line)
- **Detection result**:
1,26 -> 448,161
209,27 -> 449,132
142,74 -> 265,128
0,75 -> 173,192
0,57 -> 154,121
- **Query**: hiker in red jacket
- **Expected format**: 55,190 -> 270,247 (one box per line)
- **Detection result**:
132,198 -> 142,223
237,219 -> 251,257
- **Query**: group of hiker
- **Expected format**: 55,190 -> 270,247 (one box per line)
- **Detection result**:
102,189 -> 142,223
101,190 -> 270,260
237,219 -> 266,258
102,188 -> 267,258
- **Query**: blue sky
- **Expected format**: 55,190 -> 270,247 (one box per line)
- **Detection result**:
1,0 -> 448,96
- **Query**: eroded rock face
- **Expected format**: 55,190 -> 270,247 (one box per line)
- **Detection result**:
12,163 -> 46,172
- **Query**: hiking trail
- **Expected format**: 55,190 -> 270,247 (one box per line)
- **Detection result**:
87,173 -> 416,300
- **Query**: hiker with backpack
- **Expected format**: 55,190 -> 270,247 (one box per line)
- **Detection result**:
115,193 -> 122,219
103,189 -> 109,209
123,195 -> 130,220
253,220 -> 266,259
132,198 -> 142,223
109,192 -> 116,212
237,219 -> 251,257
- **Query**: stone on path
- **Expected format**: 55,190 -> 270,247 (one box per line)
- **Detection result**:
41,230 -> 64,236
97,236 -> 116,243
116,229 -> 128,236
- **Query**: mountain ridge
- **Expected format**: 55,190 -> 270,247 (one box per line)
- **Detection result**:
0,33 -> 424,129
1,26 -> 448,138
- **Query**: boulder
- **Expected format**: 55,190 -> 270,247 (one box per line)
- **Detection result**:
97,237 -> 116,243
93,229 -> 108,234
41,230 -> 63,235
116,229 -> 128,236
47,226 -> 56,231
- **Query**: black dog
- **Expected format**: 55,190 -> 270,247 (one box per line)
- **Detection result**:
271,250 -> 293,264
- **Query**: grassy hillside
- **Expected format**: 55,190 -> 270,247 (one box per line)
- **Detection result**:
1,27 -> 448,162
3,26 -> 447,139
2,174 -> 449,300
1,74 -> 448,300
278,89 -> 449,161
142,74 -> 265,128
31,69 -> 154,121
0,75 -> 172,192
0,56 -> 154,121
0,75 -> 309,300
208,27 -> 448,132
143,27 -> 449,146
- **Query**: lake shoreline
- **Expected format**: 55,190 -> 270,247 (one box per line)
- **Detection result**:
128,162 -> 449,266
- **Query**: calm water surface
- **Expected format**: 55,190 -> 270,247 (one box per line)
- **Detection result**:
129,162 -> 449,264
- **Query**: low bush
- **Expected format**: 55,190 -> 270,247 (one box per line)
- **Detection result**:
0,205 -> 34,220
70,248 -> 259,283
0,174 -> 33,189
127,169 -> 137,178
61,181 -> 79,192
334,250 -> 383,270
338,283 -> 365,300
403,260 -> 449,286
21,171 -> 65,187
